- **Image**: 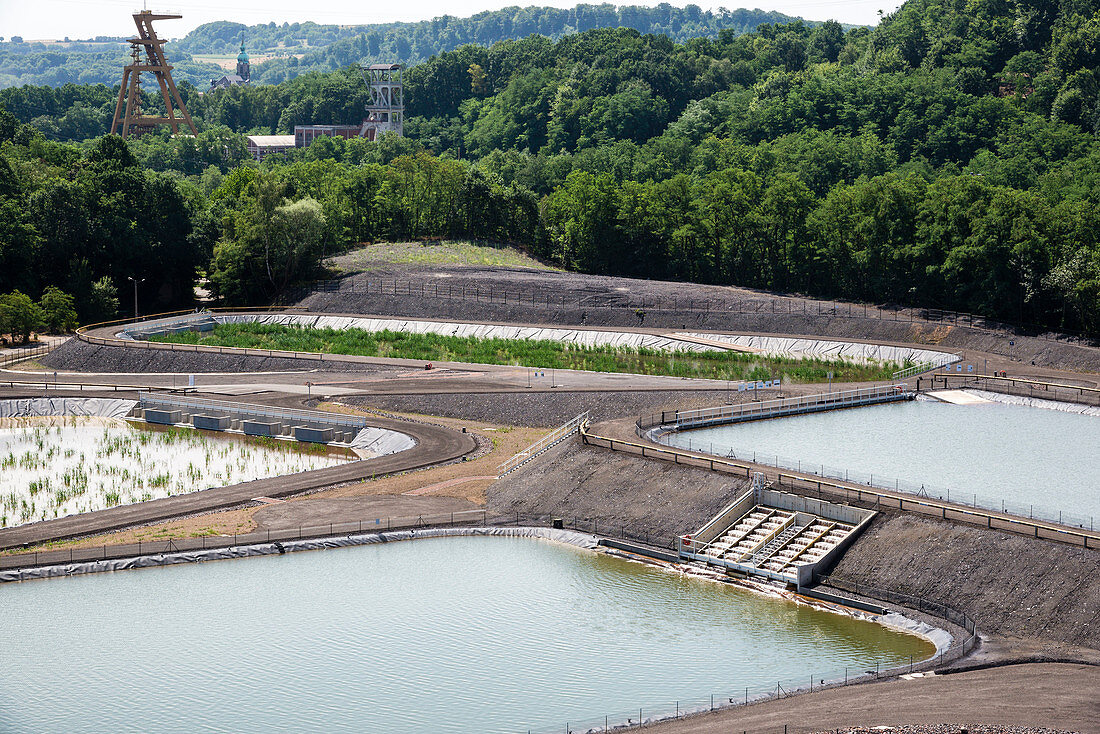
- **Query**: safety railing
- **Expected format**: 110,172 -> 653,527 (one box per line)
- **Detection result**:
291,276 -> 1100,343
0,342 -> 56,368
582,426 -> 1098,549
892,353 -> 960,380
139,393 -> 369,429
918,373 -> 1100,406
639,385 -> 912,434
498,411 -> 590,478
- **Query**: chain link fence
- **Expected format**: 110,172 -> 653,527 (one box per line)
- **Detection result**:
287,276 -> 1100,344
0,507 -> 978,734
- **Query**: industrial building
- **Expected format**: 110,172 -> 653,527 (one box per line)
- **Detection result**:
245,62 -> 405,161
246,134 -> 294,161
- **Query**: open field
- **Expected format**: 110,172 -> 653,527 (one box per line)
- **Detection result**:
148,323 -> 904,383
329,241 -> 557,272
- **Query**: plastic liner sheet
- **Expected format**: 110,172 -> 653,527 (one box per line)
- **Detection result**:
877,612 -> 953,656
350,426 -> 418,455
676,333 -> 956,366
963,389 -> 1100,416
0,527 -> 599,583
0,397 -> 137,419
215,314 -> 717,352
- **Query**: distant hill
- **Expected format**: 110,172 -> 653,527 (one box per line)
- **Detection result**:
0,3 -> 813,88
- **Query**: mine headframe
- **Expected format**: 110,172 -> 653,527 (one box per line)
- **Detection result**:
110,11 -> 197,139
357,63 -> 404,141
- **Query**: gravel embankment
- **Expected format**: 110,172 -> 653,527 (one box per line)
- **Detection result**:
492,441 -> 1100,652
345,389 -> 731,427
41,339 -> 387,374
816,728 -> 1079,734
489,440 -> 751,543
298,265 -> 1100,372
828,513 -> 1100,650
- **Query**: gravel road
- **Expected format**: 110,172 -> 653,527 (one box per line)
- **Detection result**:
641,662 -> 1099,733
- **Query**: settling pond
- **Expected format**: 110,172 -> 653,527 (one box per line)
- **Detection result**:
0,536 -> 933,733
665,396 -> 1100,524
0,417 -> 349,527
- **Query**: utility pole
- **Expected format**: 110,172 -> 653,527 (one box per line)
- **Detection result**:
128,276 -> 145,320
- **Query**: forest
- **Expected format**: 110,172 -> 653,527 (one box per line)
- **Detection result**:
0,0 -> 1099,335
0,4 -> 797,88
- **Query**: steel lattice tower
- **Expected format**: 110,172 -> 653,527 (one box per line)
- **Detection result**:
110,11 -> 196,138
359,63 -> 404,141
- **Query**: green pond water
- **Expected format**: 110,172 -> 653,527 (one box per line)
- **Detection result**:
0,536 -> 933,733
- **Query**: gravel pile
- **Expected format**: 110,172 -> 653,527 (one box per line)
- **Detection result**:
829,513 -> 1100,650
41,339 -> 388,374
345,389 -> 730,427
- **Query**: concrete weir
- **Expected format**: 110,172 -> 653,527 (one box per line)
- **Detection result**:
133,393 -> 416,454
678,485 -> 876,590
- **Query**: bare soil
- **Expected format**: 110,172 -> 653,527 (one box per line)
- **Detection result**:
640,663 -> 1100,734
298,265 -> 1100,372
828,513 -> 1100,650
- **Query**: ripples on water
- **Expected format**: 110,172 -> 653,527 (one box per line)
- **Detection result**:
0,537 -> 932,733
668,399 -> 1100,520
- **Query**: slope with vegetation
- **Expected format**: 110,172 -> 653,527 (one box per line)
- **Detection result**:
0,0 -> 1098,335
0,4 -> 800,89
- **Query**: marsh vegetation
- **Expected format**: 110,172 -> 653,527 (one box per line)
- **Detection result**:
151,323 -> 905,383
0,417 -> 344,527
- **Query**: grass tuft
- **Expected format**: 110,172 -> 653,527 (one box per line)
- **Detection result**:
151,323 -> 904,383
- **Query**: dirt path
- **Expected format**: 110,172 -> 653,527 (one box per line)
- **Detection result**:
641,663 -> 1100,734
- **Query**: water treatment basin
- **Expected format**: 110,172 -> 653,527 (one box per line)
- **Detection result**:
0,535 -> 935,733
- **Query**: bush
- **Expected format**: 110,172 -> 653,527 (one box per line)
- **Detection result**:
39,286 -> 79,332
0,290 -> 44,344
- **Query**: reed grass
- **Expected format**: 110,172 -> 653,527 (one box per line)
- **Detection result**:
151,323 -> 905,383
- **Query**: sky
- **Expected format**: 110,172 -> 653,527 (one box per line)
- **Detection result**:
0,0 -> 904,41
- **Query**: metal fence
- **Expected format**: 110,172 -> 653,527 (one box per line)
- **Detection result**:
0,509 -> 494,571
651,432 -> 1096,534
522,577 -> 978,734
642,385 -> 911,432
498,411 -> 590,477
290,276 -> 1100,344
918,373 -> 1100,407
139,393 -> 369,429
581,428 -> 1097,549
0,507 -> 977,734
0,342 -> 56,369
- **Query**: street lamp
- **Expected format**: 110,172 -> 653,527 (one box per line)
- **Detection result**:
127,276 -> 146,321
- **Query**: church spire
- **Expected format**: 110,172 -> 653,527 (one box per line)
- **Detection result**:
236,43 -> 250,83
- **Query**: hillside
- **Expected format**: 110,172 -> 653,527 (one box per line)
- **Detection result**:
0,3 -> 805,89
